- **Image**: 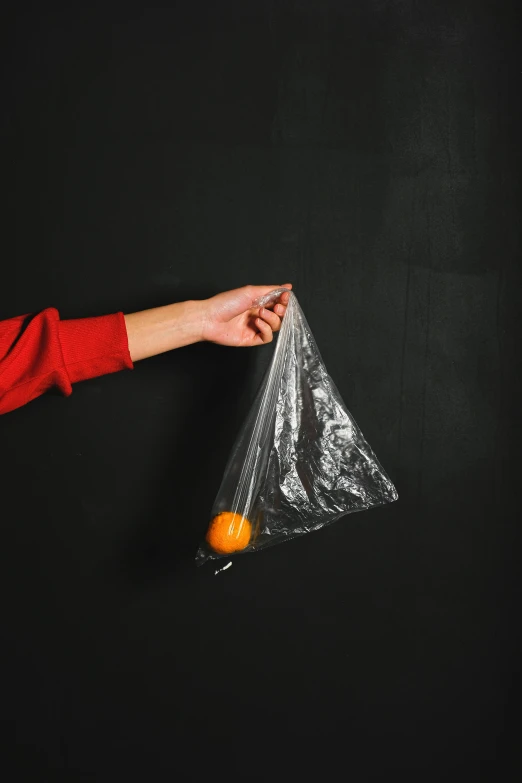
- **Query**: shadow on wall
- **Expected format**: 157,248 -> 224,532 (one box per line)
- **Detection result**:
117,283 -> 257,586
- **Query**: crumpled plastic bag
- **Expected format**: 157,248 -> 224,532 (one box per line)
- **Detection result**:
197,288 -> 398,565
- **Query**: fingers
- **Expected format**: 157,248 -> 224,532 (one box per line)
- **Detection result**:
257,306 -> 281,332
276,284 -> 292,311
275,286 -> 291,307
245,283 -> 293,346
261,285 -> 292,318
255,316 -> 273,344
250,286 -> 293,345
272,296 -> 288,316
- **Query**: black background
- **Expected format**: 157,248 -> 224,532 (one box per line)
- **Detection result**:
1,1 -> 521,780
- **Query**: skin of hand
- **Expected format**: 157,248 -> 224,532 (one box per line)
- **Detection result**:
124,284 -> 293,362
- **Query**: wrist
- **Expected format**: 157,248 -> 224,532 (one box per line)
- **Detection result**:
162,299 -> 206,348
124,299 -> 207,362
179,299 -> 207,344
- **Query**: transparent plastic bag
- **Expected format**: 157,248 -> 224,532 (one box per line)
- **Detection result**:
196,288 -> 398,565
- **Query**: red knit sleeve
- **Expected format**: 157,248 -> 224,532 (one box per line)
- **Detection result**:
0,308 -> 133,415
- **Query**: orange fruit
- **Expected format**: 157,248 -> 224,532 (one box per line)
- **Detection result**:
206,512 -> 252,554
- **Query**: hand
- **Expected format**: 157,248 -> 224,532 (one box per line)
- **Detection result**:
124,283 -> 293,362
200,284 -> 293,347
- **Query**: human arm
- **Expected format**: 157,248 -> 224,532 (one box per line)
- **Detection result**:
123,283 -> 292,361
0,284 -> 292,415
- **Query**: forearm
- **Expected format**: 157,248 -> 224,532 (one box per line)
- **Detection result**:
124,300 -> 205,362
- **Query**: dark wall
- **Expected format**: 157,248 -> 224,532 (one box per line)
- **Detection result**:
1,1 -> 520,780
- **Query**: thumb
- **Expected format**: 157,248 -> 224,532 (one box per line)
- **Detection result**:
248,283 -> 293,307
211,284 -> 293,321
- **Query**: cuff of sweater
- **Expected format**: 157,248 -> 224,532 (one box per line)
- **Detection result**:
58,312 -> 134,385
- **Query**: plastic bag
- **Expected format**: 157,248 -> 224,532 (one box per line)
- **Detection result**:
196,288 -> 398,565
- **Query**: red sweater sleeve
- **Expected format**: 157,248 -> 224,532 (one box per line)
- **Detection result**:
0,308 -> 133,415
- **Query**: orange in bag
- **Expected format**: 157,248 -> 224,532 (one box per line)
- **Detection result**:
206,512 -> 252,555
